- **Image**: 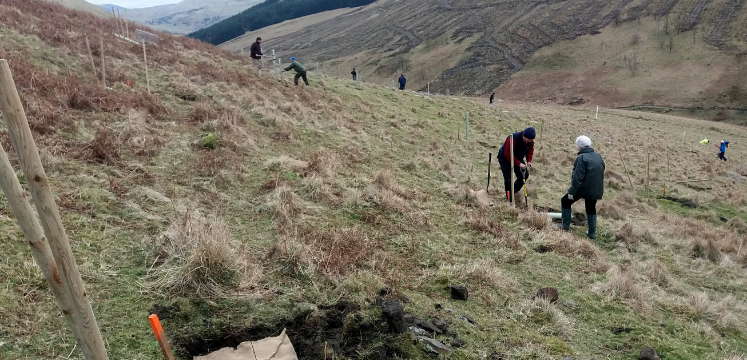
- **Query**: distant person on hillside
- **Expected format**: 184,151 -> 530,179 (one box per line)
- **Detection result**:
490,92 -> 495,104
498,127 -> 536,203
558,136 -> 605,239
700,139 -> 709,145
399,74 -> 406,90
250,37 -> 263,77
717,140 -> 729,161
282,57 -> 309,86
351,68 -> 357,81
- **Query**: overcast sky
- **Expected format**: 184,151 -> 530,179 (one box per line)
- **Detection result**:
85,0 -> 181,8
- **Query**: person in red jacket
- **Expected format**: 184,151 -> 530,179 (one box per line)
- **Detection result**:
497,127 -> 536,202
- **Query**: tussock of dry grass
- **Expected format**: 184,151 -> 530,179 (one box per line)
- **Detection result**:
511,298 -> 574,339
263,155 -> 309,172
598,202 -> 625,219
258,185 -> 306,222
149,211 -> 260,298
545,231 -> 604,263
519,210 -> 549,230
640,259 -> 671,287
691,238 -> 723,263
615,223 -> 654,246
600,266 -> 640,301
688,292 -> 739,330
727,216 -> 747,234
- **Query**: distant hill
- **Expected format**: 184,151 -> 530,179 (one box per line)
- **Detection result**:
124,0 -> 265,35
43,0 -> 109,16
188,0 -> 377,45
99,4 -> 126,12
230,0 -> 747,117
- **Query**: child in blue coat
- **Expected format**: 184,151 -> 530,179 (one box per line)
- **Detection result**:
717,140 -> 729,161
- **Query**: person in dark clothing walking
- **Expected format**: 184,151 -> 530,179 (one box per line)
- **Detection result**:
398,74 -> 406,90
497,127 -> 536,203
717,140 -> 729,161
282,57 -> 309,86
490,92 -> 495,104
559,136 -> 605,239
351,68 -> 357,81
250,37 -> 263,77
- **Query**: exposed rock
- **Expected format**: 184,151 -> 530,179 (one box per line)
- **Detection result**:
417,336 -> 451,354
535,287 -> 559,304
408,326 -> 428,336
414,318 -> 443,334
450,338 -> 466,348
380,301 -> 406,333
640,347 -> 661,360
450,284 -> 469,300
432,317 -> 453,334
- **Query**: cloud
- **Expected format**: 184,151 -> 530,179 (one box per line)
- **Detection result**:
85,0 -> 182,8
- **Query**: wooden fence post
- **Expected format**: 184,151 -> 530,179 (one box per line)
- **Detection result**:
143,41 -> 150,94
0,59 -> 109,360
116,9 -> 124,36
645,152 -> 650,197
84,35 -> 98,85
100,36 -> 106,88
112,7 -> 121,34
124,8 -> 130,39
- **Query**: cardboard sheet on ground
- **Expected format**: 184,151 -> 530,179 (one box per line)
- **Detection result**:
194,329 -> 298,360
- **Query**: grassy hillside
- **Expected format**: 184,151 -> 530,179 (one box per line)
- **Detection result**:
223,0 -> 747,106
495,15 -> 747,124
2,1 -> 747,359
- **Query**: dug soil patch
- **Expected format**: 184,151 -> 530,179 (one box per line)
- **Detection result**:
172,302 -> 403,359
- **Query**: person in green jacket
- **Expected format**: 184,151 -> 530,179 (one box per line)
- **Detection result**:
559,135 -> 605,239
282,57 -> 309,86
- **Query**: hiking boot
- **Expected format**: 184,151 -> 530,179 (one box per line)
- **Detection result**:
587,215 -> 597,239
561,208 -> 572,231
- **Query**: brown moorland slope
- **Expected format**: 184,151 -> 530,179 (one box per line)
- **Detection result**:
2,1 -> 747,359
222,0 -> 747,109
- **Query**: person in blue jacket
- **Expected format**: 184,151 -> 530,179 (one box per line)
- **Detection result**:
398,74 -> 406,90
717,140 -> 729,161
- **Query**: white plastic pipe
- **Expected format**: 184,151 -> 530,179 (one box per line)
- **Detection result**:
547,212 -> 562,219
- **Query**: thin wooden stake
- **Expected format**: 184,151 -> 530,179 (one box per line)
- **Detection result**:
0,59 -> 109,360
124,8 -> 130,39
100,36 -> 106,88
111,7 -> 121,34
148,315 -> 175,360
142,41 -> 150,94
674,179 -> 710,184
116,9 -> 124,35
84,35 -> 98,84
618,148 -> 635,192
645,152 -> 650,197
666,150 -> 671,180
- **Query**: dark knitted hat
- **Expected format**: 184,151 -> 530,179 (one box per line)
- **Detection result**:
523,127 -> 536,139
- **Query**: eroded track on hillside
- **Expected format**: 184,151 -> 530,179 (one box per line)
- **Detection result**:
261,0 -> 747,95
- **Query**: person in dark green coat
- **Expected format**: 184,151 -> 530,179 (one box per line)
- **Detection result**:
282,57 -> 309,86
559,135 -> 605,239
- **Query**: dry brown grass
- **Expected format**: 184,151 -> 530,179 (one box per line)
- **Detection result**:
258,185 -> 306,223
600,266 -> 640,301
519,209 -> 549,230
295,227 -> 376,281
640,259 -> 671,287
615,223 -> 655,247
727,216 -> 747,234
598,202 -> 625,219
691,238 -> 723,263
688,292 -> 739,330
545,231 -> 604,263
149,211 -> 260,298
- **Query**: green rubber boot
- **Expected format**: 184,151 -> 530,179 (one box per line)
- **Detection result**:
587,215 -> 597,239
561,208 -> 572,231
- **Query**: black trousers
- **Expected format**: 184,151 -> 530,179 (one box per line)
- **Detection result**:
499,160 -> 528,201
561,194 -> 597,215
718,152 -> 727,161
294,71 -> 309,85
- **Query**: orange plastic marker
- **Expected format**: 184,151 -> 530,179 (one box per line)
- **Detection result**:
127,79 -> 130,87
149,314 -> 176,360
663,188 -> 666,196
